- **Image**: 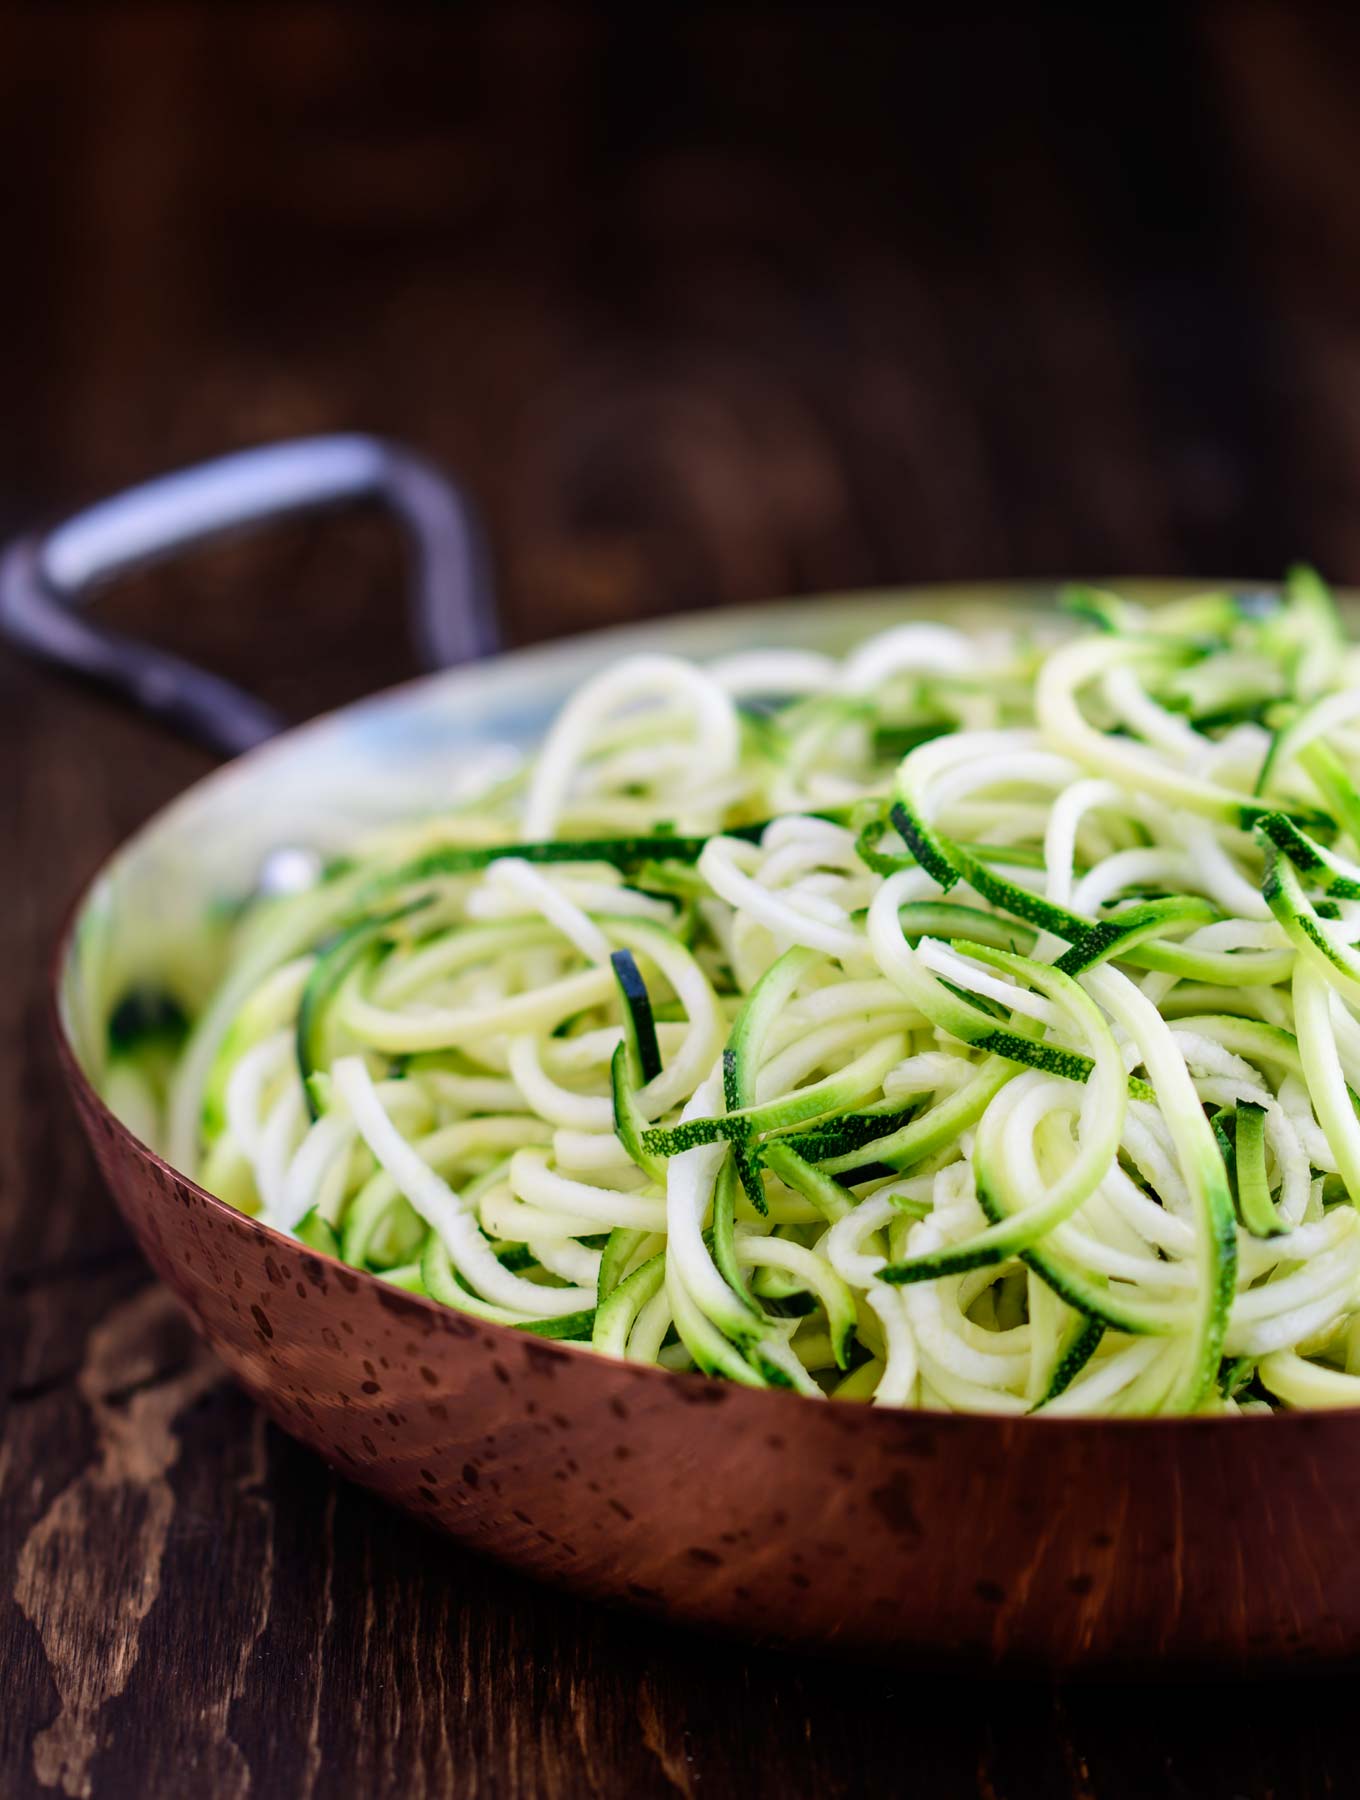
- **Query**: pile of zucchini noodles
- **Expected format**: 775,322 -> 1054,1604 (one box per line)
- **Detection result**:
146,572 -> 1360,1415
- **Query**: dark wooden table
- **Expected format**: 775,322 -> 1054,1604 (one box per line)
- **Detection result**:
8,4 -> 1360,1793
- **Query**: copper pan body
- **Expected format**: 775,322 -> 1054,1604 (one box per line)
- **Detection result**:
52,583 -> 1360,1669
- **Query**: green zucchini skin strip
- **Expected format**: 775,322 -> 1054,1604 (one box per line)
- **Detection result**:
611,1044 -> 668,1183
1294,962 -> 1360,1203
870,720 -> 952,761
610,948 -> 662,1084
710,1157 -> 764,1321
642,1032 -> 904,1156
976,1194 -> 1179,1338
759,1142 -> 855,1222
592,1250 -> 666,1356
863,923 -> 1160,1103
422,1235 -> 595,1337
879,944 -> 1126,1286
1262,837 -> 1360,999
1031,1315 -> 1106,1411
666,1259 -> 771,1387
597,1226 -> 651,1303
517,1310 -> 597,1341
108,985 -> 190,1051
1086,966 -> 1238,1412
295,1207 -> 341,1257
360,808 -> 859,903
1058,583 -> 1152,635
1233,1100 -> 1287,1238
296,897 -> 432,1117
1298,740 -> 1360,845
1054,896 -> 1218,977
733,1232 -> 857,1369
817,1057 -> 1015,1176
607,942 -> 672,1185
772,1095 -> 920,1164
1257,810 -> 1360,895
896,902 -> 1038,953
891,799 -> 1290,986
891,800 -> 1096,936
720,947 -> 821,1215
377,830 -> 760,891
855,811 -> 1052,881
1211,1105 -> 1237,1188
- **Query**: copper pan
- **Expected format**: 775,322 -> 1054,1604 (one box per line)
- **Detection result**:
11,438 -> 1358,1669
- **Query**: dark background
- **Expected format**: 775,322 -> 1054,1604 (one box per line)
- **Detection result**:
6,4 -> 1360,1795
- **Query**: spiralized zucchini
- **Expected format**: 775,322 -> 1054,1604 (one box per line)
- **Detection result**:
140,572 -> 1360,1414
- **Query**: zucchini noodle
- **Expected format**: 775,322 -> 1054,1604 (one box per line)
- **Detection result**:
121,570 -> 1360,1414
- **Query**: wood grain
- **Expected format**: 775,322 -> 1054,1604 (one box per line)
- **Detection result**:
8,2 -> 1360,1793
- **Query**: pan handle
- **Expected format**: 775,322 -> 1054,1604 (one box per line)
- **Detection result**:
0,433 -> 498,758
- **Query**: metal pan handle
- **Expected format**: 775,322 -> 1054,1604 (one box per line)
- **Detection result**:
0,433 -> 498,758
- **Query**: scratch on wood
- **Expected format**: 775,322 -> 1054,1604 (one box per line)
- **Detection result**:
197,1407 -> 276,1800
300,1486 -> 337,1800
566,1666 -> 604,1799
428,1570 -> 455,1800
13,1286 -> 221,1797
636,1678 -> 694,1798
1051,1692 -> 1099,1800
975,1742 -> 1004,1800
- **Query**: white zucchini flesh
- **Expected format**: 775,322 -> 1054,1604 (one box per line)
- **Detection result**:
133,575 -> 1360,1414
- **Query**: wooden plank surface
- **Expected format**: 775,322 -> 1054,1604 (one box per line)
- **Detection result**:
7,4 -> 1360,1793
